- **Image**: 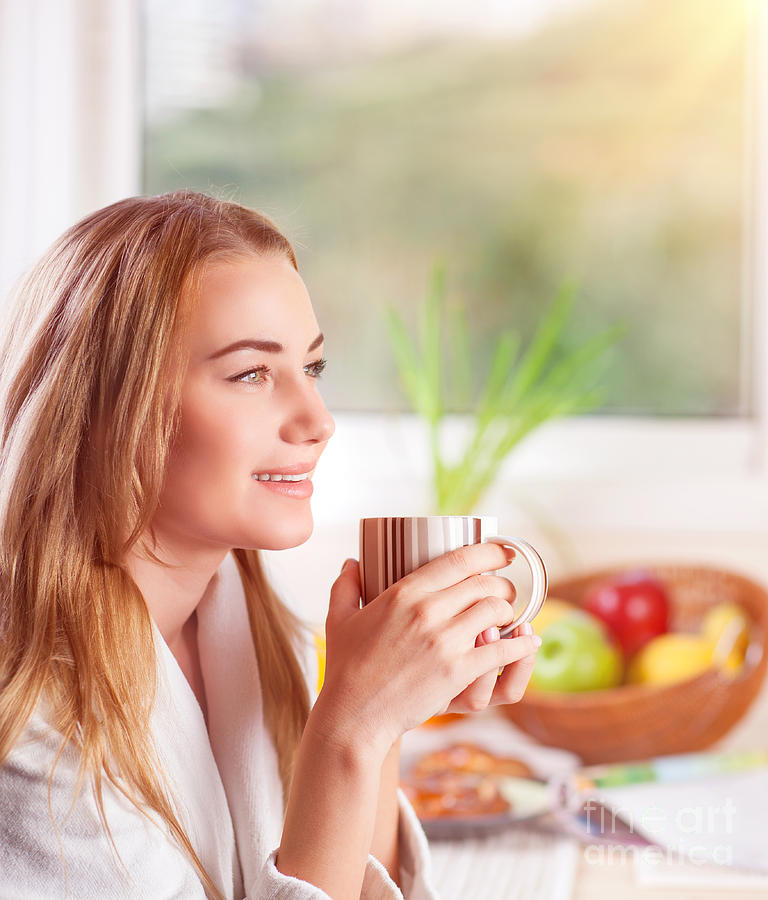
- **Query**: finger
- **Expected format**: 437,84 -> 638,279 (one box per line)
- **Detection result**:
506,622 -> 534,639
489,648 -> 538,706
449,595 -> 517,643
443,627 -> 500,713
397,541 -> 515,594
484,540 -> 516,563
478,626 -> 500,644
326,558 -> 362,625
469,634 -> 542,680
435,573 -> 517,621
451,668 -> 498,713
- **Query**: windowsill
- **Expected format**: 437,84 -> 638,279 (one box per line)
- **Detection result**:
309,412 -> 768,531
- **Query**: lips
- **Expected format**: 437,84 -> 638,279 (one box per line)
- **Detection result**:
252,476 -> 314,498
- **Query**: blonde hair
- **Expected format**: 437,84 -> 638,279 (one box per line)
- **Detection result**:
0,191 -> 312,897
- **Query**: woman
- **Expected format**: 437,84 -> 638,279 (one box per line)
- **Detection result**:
0,191 -> 541,899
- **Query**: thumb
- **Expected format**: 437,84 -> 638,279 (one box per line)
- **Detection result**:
327,558 -> 362,624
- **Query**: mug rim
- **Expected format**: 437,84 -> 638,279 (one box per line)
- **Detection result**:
360,515 -> 496,521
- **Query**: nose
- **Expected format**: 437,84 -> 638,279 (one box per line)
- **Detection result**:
279,377 -> 335,446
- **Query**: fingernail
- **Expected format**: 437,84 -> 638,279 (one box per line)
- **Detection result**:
489,626 -> 500,642
342,558 -> 355,571
532,635 -> 542,648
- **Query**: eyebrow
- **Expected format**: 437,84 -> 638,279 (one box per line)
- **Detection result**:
206,332 -> 324,361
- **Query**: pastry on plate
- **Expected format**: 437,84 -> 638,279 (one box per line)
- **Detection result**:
401,771 -> 510,820
402,742 -> 535,821
410,742 -> 533,779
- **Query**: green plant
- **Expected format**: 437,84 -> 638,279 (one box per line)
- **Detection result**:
385,264 -> 623,514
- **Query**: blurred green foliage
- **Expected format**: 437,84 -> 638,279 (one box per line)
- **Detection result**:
386,264 -> 622,513
144,0 -> 748,415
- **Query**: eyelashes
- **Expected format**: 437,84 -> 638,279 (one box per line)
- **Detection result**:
306,357 -> 327,378
230,357 -> 327,386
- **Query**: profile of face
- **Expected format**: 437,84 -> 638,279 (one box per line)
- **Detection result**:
150,254 -> 335,555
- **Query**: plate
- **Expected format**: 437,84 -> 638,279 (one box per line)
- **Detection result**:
412,776 -> 554,841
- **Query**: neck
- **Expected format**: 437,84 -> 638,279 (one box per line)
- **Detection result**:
124,530 -> 229,649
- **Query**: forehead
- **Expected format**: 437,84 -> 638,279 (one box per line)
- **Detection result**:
186,255 -> 318,359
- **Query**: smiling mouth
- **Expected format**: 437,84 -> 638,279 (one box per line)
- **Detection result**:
250,469 -> 315,498
251,471 -> 313,482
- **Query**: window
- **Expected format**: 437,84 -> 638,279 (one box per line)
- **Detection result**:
143,0 -> 753,418
2,1 -> 766,542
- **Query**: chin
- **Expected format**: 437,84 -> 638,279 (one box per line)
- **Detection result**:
246,515 -> 315,551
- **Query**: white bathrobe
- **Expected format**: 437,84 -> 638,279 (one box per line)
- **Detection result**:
0,551 -> 438,899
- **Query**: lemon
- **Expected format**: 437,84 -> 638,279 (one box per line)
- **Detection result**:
627,633 -> 713,686
701,603 -> 749,675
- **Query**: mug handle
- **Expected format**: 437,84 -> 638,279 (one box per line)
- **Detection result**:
483,534 -> 548,636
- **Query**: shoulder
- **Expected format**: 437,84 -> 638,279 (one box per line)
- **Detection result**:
1,702 -> 73,797
0,706 -> 205,898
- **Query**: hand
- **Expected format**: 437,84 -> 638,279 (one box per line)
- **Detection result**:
317,543 -> 542,756
440,622 -> 540,716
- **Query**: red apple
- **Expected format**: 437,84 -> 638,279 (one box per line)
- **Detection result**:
584,571 -> 670,657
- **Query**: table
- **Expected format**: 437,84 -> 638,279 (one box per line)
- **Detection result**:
408,670 -> 768,900
573,853 -> 768,900
572,659 -> 768,899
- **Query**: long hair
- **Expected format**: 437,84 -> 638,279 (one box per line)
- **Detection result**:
0,191 -> 312,897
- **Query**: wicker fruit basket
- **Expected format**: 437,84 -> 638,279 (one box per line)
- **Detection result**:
501,564 -> 768,763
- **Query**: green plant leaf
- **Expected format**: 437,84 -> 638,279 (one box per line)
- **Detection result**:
451,325 -> 622,512
534,324 -> 625,404
498,280 -> 576,414
475,329 -> 521,429
448,300 -> 474,410
385,263 -> 624,515
420,263 -> 445,425
384,306 -> 432,419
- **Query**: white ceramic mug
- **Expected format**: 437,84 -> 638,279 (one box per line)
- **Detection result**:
358,515 -> 547,635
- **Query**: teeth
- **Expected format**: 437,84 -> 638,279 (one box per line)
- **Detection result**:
253,473 -> 310,482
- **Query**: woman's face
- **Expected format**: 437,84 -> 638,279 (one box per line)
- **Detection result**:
152,253 -> 335,554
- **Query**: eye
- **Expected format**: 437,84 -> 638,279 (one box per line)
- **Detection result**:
228,357 -> 326,387
305,357 -> 327,378
230,365 -> 270,386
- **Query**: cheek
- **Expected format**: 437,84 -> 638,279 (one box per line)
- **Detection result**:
152,386 -> 315,551
161,391 -> 259,513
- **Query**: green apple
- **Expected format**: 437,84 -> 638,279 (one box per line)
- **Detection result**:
530,613 -> 623,692
532,597 -> 579,635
